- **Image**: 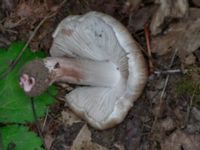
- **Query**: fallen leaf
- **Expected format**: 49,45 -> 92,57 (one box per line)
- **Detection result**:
157,117 -> 176,131
161,130 -> 200,150
114,143 -> 125,150
184,54 -> 196,65
89,0 -> 120,15
192,0 -> 200,7
16,2 -> 33,17
194,49 -> 200,62
123,118 -> 142,150
62,108 -> 82,127
71,125 -> 108,150
151,8 -> 200,65
122,0 -> 142,14
186,122 -> 200,133
3,1 -> 56,29
127,5 -> 157,32
150,0 -> 188,35
1,0 -> 18,13
191,107 -> 200,122
152,97 -> 167,118
44,134 -> 54,150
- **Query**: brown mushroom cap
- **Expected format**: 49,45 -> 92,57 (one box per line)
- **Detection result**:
50,11 -> 148,129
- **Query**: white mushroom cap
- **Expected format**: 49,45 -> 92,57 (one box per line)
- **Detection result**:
50,11 -> 147,130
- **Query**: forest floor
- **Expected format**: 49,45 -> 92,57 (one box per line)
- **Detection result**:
1,0 -> 200,150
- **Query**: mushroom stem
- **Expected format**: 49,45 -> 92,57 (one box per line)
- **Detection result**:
43,57 -> 120,87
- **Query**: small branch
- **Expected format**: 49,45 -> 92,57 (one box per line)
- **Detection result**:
151,49 -> 178,132
30,97 -> 47,150
144,23 -> 154,73
154,69 -> 187,75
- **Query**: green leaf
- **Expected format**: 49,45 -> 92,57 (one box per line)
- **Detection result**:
0,42 -> 56,123
0,125 -> 43,150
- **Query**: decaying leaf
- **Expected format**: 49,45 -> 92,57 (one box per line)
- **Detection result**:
3,0 -> 56,28
1,0 -> 18,13
151,8 -> 200,65
152,97 -> 167,118
191,107 -> 200,121
122,0 -> 142,13
184,53 -> 196,65
194,49 -> 200,62
150,0 -> 188,35
62,108 -> 82,127
114,143 -> 125,150
161,130 -> 200,150
127,5 -> 157,32
71,125 -> 108,150
44,134 -> 54,150
192,0 -> 200,7
157,117 -> 176,131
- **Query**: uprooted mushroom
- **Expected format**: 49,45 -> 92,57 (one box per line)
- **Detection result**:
19,12 -> 147,130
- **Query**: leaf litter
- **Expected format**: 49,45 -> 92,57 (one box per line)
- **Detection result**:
1,0 -> 200,150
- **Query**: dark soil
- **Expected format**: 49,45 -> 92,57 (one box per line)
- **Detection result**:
1,0 -> 200,150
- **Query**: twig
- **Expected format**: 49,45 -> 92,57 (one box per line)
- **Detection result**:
144,23 -> 154,73
154,69 -> 187,75
0,12 -> 56,80
30,97 -> 47,150
151,49 -> 178,132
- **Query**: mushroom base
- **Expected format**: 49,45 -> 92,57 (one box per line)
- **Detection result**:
19,59 -> 50,97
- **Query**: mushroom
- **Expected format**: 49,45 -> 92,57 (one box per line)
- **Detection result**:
19,12 -> 147,130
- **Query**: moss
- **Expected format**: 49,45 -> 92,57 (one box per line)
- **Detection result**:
176,67 -> 200,106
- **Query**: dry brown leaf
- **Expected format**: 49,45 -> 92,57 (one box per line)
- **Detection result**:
161,130 -> 200,150
122,0 -> 142,13
149,117 -> 176,143
89,0 -> 120,15
16,3 -> 33,17
44,134 -> 54,150
152,97 -> 167,118
192,0 -> 200,7
3,1 -> 56,29
62,108 -> 82,127
71,125 -> 108,150
151,8 -> 200,65
1,0 -> 18,13
184,54 -> 196,65
157,117 -> 176,131
127,6 -> 157,32
150,0 -> 188,35
191,107 -> 200,122
194,50 -> 200,62
114,143 -> 125,150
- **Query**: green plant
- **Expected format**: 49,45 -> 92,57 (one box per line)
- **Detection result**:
0,42 -> 56,150
0,125 -> 43,150
176,68 -> 200,106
